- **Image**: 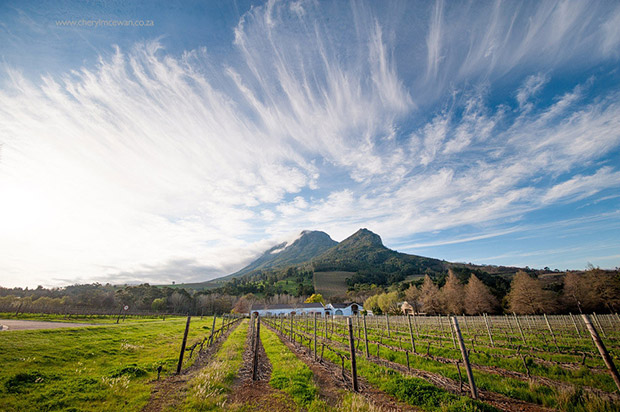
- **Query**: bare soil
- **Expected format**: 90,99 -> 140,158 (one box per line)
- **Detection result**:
0,319 -> 98,331
227,324 -> 297,411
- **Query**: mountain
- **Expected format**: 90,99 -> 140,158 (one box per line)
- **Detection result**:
312,228 -> 447,277
229,230 -> 338,278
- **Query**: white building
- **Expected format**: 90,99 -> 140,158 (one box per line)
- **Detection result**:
250,302 -> 324,317
249,302 -> 364,317
324,302 -> 362,316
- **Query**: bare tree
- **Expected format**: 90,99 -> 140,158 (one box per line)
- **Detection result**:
584,268 -> 620,312
420,275 -> 443,314
169,291 -> 189,314
441,270 -> 464,314
508,271 -> 557,314
464,275 -> 497,315
404,284 -> 421,313
562,272 -> 587,313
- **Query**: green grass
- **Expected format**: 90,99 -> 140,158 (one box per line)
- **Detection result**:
0,312 -> 172,324
313,271 -> 353,298
269,319 -> 497,412
0,316 -> 223,411
261,326 -> 328,411
181,320 -> 248,411
287,315 -> 620,412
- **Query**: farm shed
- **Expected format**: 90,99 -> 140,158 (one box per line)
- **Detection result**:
250,302 -> 325,317
324,302 -> 362,316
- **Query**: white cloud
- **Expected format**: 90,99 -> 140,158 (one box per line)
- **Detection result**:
1,1 -> 620,286
516,73 -> 548,110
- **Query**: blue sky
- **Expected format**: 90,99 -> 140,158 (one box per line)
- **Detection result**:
1,0 -> 619,288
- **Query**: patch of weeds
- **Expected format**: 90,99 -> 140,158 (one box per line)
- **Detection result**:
4,371 -> 58,393
108,363 -> 147,378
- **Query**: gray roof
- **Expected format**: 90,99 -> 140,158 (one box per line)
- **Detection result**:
330,302 -> 361,309
250,302 -> 324,311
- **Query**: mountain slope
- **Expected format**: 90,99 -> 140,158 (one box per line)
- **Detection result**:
312,228 -> 447,277
230,230 -> 338,278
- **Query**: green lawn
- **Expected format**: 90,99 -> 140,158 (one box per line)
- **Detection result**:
0,316 -> 222,411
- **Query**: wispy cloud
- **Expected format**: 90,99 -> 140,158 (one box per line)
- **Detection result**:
1,0 -> 620,287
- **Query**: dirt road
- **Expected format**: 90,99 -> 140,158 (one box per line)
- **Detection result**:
0,319 -> 97,331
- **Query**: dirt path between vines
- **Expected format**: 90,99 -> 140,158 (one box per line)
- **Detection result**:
227,324 -> 297,411
141,320 -> 240,412
263,322 -> 419,412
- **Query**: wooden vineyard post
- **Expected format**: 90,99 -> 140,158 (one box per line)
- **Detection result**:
544,313 -> 559,351
413,312 -> 420,336
505,314 -> 514,333
290,314 -> 294,341
325,315 -> 328,341
314,312 -> 318,361
462,314 -> 469,333
363,314 -> 370,357
451,316 -> 478,399
386,314 -> 391,338
513,313 -> 527,345
176,314 -> 192,375
450,316 -> 457,349
483,313 -> 495,347
252,316 -> 261,381
593,313 -> 607,338
569,313 -> 581,338
407,314 -> 416,353
208,315 -> 217,346
582,314 -> 620,391
347,318 -> 359,391
249,313 -> 255,349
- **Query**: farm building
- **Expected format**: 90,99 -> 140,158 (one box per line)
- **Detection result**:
400,301 -> 414,315
324,302 -> 362,316
249,302 -> 364,317
249,302 -> 324,317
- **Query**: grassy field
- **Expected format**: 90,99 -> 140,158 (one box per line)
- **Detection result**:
4,311 -> 619,411
313,271 -> 354,298
0,315 -> 223,411
0,312 -> 167,324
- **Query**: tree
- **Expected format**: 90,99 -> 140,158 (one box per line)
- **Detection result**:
364,294 -> 382,315
151,298 -> 166,312
377,291 -> 400,314
508,271 -> 557,314
420,275 -> 443,314
464,275 -> 497,315
232,293 -> 257,314
305,293 -> 326,305
169,291 -> 190,313
562,272 -> 587,313
583,268 -> 620,312
404,284 -> 421,313
441,270 -> 464,314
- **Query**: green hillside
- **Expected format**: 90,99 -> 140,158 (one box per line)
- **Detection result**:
311,229 -> 448,285
223,230 -> 337,280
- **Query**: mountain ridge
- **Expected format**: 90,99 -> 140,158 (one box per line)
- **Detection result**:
226,230 -> 337,279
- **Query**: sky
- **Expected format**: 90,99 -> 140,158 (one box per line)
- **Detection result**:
1,0 -> 619,288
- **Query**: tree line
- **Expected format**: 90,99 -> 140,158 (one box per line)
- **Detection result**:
363,267 -> 620,315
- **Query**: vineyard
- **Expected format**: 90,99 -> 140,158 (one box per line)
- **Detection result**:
259,312 -> 620,411
1,312 -> 620,411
